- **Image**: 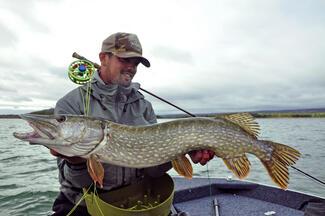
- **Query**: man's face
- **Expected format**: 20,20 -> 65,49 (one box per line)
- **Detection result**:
99,53 -> 141,86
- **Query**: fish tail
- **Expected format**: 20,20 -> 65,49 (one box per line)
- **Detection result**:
259,140 -> 300,190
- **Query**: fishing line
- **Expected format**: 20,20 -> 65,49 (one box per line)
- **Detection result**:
138,89 -> 325,188
291,166 -> 325,187
66,183 -> 94,216
141,87 -> 325,188
93,186 -> 105,216
70,52 -> 325,188
68,56 -> 95,115
206,162 -> 213,197
203,162 -> 214,213
67,57 -> 97,215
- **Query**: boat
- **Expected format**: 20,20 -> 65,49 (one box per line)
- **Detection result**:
172,177 -> 325,216
84,174 -> 325,216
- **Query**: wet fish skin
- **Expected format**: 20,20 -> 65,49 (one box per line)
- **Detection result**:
13,113 -> 300,189
99,117 -> 258,167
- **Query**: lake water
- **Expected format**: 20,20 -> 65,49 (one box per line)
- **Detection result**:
0,118 -> 325,215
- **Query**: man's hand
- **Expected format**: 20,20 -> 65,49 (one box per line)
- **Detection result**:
188,150 -> 214,165
50,149 -> 86,164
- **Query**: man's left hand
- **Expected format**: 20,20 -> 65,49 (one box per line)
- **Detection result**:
188,150 -> 215,165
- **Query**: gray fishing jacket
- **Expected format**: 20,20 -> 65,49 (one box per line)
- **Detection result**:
54,71 -> 171,205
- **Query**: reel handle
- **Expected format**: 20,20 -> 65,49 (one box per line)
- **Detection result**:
72,52 -> 100,69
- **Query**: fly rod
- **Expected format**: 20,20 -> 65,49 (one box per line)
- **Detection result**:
71,52 -> 325,187
72,52 -> 195,117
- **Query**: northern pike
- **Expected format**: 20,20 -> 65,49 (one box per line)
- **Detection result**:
13,113 -> 300,189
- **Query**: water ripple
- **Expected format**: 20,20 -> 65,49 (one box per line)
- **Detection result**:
18,166 -> 58,176
0,191 -> 58,216
0,155 -> 31,162
0,184 -> 20,190
1,118 -> 325,215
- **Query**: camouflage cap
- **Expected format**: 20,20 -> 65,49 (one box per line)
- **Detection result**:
101,32 -> 150,67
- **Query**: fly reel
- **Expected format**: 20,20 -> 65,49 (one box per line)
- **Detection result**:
68,59 -> 96,85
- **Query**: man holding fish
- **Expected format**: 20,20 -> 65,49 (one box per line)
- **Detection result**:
50,32 -> 214,215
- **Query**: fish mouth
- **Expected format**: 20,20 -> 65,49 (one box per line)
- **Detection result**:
13,114 -> 57,144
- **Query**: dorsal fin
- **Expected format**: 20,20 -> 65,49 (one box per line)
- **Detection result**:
219,113 -> 260,138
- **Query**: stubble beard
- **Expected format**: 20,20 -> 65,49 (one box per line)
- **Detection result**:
118,71 -> 134,87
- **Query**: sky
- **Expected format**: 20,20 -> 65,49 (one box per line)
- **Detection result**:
0,0 -> 324,115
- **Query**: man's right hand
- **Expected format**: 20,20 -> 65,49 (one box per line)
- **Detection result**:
50,149 -> 86,164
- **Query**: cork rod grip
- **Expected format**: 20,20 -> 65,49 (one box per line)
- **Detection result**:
72,52 -> 100,69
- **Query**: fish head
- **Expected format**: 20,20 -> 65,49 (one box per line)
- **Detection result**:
13,114 -> 106,157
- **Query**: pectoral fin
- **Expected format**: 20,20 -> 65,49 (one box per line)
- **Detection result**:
222,154 -> 251,179
87,154 -> 104,188
172,155 -> 193,179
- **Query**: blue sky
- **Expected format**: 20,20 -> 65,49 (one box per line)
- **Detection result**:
0,0 -> 324,114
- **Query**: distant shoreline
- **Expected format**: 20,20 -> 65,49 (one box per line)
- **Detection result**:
0,114 -> 21,119
1,108 -> 325,119
157,111 -> 325,119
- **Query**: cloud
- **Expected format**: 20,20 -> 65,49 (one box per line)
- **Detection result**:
0,82 -> 17,93
151,46 -> 193,64
0,95 -> 32,103
0,0 -> 325,114
0,0 -> 54,33
0,22 -> 17,47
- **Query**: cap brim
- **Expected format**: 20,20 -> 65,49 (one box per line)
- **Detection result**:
114,52 -> 150,67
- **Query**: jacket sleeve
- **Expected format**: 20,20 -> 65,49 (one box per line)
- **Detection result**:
54,88 -> 83,115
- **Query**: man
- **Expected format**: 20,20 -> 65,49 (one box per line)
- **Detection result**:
51,32 -> 214,215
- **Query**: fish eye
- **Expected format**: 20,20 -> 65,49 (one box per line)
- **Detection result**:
100,122 -> 106,129
56,115 -> 66,123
